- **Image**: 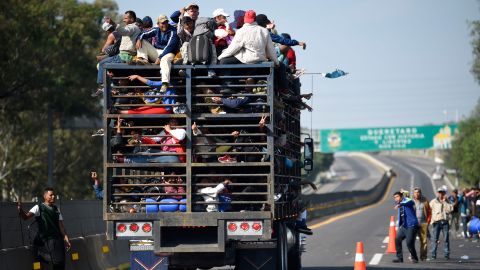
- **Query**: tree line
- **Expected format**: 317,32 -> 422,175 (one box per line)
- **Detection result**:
0,0 -> 118,201
446,18 -> 480,188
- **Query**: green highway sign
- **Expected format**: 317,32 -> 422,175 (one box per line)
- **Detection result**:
319,124 -> 458,153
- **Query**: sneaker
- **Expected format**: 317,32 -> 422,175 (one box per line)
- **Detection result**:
412,259 -> 419,263
426,257 -> 436,261
159,83 -> 169,93
207,69 -> 217,77
218,155 -> 237,163
133,57 -> 150,65
295,227 -> 313,235
91,85 -> 104,97
392,258 -> 403,263
91,129 -> 104,137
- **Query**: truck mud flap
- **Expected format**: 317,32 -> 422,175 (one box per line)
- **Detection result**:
131,251 -> 168,270
235,248 -> 276,270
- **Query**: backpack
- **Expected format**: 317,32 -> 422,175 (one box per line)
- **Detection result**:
28,204 -> 45,246
188,35 -> 212,64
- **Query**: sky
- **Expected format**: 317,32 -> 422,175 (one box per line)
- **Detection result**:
100,0 -> 479,129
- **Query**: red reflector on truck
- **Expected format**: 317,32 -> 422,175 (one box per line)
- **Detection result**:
117,224 -> 127,233
252,223 -> 262,231
228,223 -> 237,232
142,223 -> 152,233
129,223 -> 139,232
240,222 -> 250,231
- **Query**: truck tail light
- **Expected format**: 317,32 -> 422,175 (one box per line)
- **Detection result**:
116,222 -> 152,237
228,223 -> 237,232
129,223 -> 139,232
226,221 -> 263,236
252,223 -> 262,231
240,222 -> 250,231
117,223 -> 127,233
142,223 -> 152,233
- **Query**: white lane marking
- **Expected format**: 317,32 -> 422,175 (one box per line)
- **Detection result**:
382,236 -> 389,244
369,253 -> 383,265
410,175 -> 414,193
408,163 -> 437,194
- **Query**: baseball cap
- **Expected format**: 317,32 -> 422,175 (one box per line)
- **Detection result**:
102,22 -> 114,32
185,3 -> 199,10
244,10 -> 256,24
142,16 -> 153,28
255,14 -> 271,27
157,14 -> 169,24
437,187 -> 446,193
213,8 -> 229,18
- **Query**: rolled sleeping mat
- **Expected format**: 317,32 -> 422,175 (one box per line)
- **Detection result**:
468,217 -> 480,235
179,198 -> 187,212
159,198 -> 179,212
145,198 -> 159,213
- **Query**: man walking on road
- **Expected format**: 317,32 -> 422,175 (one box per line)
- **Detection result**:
392,191 -> 419,263
413,187 -> 431,261
429,187 -> 453,260
17,187 -> 71,270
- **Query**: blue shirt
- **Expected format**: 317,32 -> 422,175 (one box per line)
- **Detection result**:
146,80 -> 176,111
397,197 -> 419,228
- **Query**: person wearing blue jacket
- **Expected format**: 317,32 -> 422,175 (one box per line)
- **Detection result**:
393,191 -> 420,263
255,14 -> 306,49
211,95 -> 252,113
135,15 -> 180,92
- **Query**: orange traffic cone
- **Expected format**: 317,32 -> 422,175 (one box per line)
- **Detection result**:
354,241 -> 366,270
386,216 -> 397,254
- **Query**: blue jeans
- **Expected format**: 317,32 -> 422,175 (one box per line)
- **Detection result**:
124,155 -> 180,163
93,185 -> 103,200
461,216 -> 468,237
97,54 -> 122,84
431,220 -> 450,258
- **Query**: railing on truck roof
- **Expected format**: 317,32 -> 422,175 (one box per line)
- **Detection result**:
102,63 -> 301,223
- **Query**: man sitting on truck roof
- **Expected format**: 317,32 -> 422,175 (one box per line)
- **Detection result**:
217,10 -> 278,91
134,15 -> 180,93
96,11 -> 141,97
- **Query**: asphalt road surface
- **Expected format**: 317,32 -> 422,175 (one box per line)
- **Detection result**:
302,154 -> 480,270
314,154 -> 384,193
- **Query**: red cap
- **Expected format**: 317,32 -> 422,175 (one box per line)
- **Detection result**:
244,10 -> 256,24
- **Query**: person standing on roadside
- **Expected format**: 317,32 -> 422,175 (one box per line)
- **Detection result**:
448,189 -> 460,236
392,191 -> 420,263
429,187 -> 453,260
412,187 -> 431,261
17,187 -> 71,270
458,188 -> 470,238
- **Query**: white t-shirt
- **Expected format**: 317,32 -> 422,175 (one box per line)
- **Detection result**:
29,204 -> 64,220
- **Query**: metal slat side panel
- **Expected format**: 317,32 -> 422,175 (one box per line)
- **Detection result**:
267,66 -> 275,220
186,67 -> 192,212
103,67 -> 110,221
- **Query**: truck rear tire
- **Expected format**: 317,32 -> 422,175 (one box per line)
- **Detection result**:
287,231 -> 302,270
276,222 -> 288,270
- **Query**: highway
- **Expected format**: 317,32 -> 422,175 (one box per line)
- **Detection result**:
314,154 -> 384,193
302,154 -> 480,270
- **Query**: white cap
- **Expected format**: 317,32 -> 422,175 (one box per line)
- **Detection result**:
213,8 -> 229,18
